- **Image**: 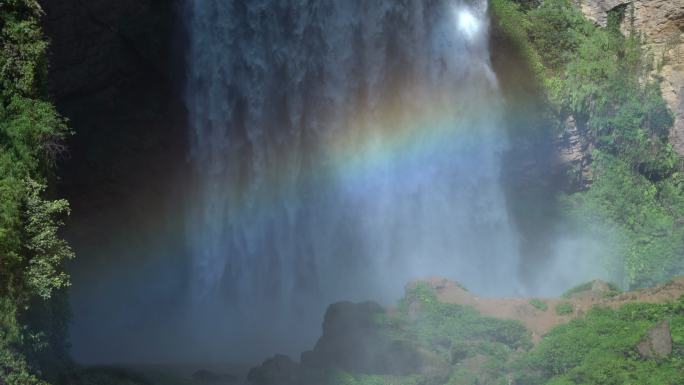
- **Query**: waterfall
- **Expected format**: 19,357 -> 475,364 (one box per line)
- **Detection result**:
184,0 -> 520,358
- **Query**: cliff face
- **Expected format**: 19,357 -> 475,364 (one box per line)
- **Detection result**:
39,0 -> 191,363
41,0 -> 163,100
39,0 -> 186,201
580,0 -> 684,154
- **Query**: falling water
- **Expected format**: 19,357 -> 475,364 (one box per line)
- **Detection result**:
184,0 -> 520,359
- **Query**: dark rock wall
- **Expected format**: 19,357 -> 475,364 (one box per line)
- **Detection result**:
40,0 -> 186,200
39,0 -> 191,363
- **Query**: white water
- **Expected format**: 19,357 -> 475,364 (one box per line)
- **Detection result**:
184,0 -> 521,359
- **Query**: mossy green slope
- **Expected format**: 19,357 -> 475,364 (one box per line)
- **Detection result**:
326,283 -> 684,385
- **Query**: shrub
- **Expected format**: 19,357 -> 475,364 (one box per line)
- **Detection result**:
516,300 -> 684,384
555,303 -> 574,315
530,299 -> 548,311
0,1 -> 73,384
562,282 -> 593,298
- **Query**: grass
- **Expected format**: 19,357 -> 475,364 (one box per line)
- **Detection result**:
562,282 -> 594,298
377,284 -> 533,384
555,302 -> 574,315
530,299 -> 548,311
325,285 -> 684,385
562,281 -> 622,299
514,296 -> 684,384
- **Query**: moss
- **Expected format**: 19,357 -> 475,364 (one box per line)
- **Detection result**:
555,302 -> 574,315
374,283 -> 532,384
515,297 -> 684,384
529,299 -> 548,311
326,371 -> 425,385
562,282 -> 593,298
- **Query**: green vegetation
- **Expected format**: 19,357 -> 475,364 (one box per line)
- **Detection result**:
321,2 -> 684,383
1,1 -> 74,384
555,302 -> 574,315
562,281 -> 622,299
561,282 -> 594,298
323,284 -> 684,385
373,283 -> 533,384
491,0 -> 684,290
2,0 -> 683,384
327,371 -> 424,385
395,283 -> 533,352
530,299 -> 548,311
516,297 -> 684,385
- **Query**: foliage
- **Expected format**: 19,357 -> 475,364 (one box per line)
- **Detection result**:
562,282 -> 593,298
0,298 -> 48,385
562,281 -> 622,299
515,297 -> 684,384
493,0 -> 684,289
526,0 -> 591,71
23,179 -> 74,300
490,0 -> 544,79
396,284 -> 533,353
0,0 -> 48,99
555,302 -> 574,315
0,1 -> 73,384
374,284 -> 532,383
324,284 -> 684,385
529,299 -> 548,311
327,371 -> 423,385
563,153 -> 684,288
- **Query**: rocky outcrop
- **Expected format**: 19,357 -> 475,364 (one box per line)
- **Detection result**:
247,355 -> 301,385
579,0 -> 684,154
39,0 -> 190,363
39,0 -> 176,100
39,0 -> 185,203
247,277 -> 684,384
637,320 -> 673,358
557,115 -> 593,189
192,369 -> 238,383
301,301 -> 447,377
247,301 -> 451,385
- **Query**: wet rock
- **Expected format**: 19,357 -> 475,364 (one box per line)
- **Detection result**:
192,369 -> 237,383
557,115 -> 592,189
301,301 -> 414,374
301,301 -> 449,380
247,355 -> 300,385
637,320 -> 673,358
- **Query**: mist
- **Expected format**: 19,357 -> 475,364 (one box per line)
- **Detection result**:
64,0 -> 617,366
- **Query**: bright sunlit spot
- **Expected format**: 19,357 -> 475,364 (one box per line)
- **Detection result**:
457,7 -> 480,41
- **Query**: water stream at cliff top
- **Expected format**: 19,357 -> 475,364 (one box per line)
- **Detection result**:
183,0 -> 520,359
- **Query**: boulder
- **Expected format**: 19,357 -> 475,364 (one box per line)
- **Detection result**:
301,301 -> 416,374
300,301 -> 449,382
637,320 -> 673,358
247,355 -> 300,385
192,369 -> 237,383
